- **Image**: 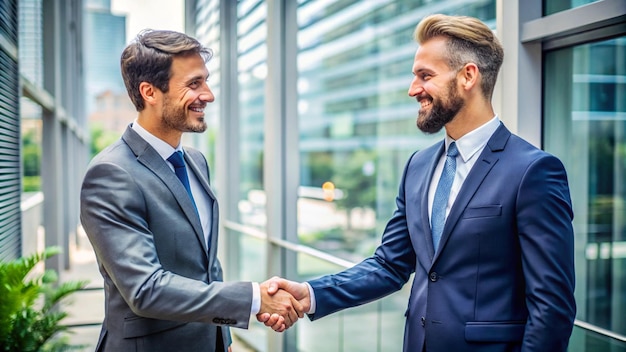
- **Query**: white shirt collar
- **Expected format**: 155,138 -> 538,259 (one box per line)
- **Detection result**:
445,115 -> 501,163
131,119 -> 182,160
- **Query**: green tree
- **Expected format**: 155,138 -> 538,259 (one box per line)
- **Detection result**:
90,124 -> 120,157
22,129 -> 42,192
333,149 -> 378,231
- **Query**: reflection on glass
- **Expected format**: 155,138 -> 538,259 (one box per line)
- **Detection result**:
570,325 -> 626,352
294,251 -> 410,352
543,0 -> 600,16
296,0 -> 496,262
231,233 -> 268,351
238,0 -> 267,230
194,0 -> 221,181
544,36 -> 626,349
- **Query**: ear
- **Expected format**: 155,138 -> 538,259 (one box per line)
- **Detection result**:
139,82 -> 158,106
459,63 -> 479,91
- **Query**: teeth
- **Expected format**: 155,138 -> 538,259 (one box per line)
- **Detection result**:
190,107 -> 204,112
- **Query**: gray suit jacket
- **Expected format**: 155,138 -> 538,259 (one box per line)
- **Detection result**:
80,125 -> 252,352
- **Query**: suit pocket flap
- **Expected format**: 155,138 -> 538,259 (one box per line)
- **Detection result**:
465,321 -> 525,342
463,205 -> 502,219
123,316 -> 186,338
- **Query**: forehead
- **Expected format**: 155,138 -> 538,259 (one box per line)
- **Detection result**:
412,37 -> 451,72
169,53 -> 208,80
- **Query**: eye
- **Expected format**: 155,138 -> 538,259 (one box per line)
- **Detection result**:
420,73 -> 432,80
189,80 -> 200,88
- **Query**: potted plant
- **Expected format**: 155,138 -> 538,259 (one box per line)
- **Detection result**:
0,246 -> 88,351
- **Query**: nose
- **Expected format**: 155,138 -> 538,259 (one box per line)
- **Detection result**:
200,83 -> 215,103
408,77 -> 423,97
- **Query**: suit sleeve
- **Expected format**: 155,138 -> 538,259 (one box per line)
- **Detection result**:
516,154 -> 576,351
307,154 -> 417,320
80,161 -> 253,328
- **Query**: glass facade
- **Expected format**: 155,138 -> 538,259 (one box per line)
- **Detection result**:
191,0 -> 626,351
296,0 -> 495,262
83,5 -> 126,115
193,0 -> 220,180
544,0 -> 600,15
544,36 -> 626,351
237,0 -> 267,230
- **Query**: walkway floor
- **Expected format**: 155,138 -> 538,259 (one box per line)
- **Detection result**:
59,227 -> 255,351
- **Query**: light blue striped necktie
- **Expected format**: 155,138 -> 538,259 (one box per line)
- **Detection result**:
431,142 -> 458,251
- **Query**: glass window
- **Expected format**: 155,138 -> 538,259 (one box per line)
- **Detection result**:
296,0 -> 496,262
193,0 -> 221,177
544,36 -> 626,351
238,0 -> 267,230
543,0 -> 600,16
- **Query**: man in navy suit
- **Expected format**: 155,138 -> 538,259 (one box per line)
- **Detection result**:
260,14 -> 576,351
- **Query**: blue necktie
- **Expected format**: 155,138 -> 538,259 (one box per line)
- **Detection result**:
167,151 -> 198,212
431,142 -> 458,251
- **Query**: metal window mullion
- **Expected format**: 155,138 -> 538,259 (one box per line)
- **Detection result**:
217,0 -> 242,277
41,0 -> 66,274
521,0 -> 626,45
264,0 -> 299,351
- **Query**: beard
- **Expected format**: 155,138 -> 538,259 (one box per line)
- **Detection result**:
162,95 -> 207,133
416,78 -> 464,134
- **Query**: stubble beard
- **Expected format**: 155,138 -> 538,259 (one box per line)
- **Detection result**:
162,95 -> 207,133
416,79 -> 464,134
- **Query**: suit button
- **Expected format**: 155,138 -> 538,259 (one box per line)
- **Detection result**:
429,272 -> 438,282
421,316 -> 426,326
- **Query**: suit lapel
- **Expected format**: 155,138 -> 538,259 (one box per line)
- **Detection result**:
184,149 -> 218,257
184,150 -> 217,202
122,127 -> 206,254
432,124 -> 510,263
422,142 -> 445,260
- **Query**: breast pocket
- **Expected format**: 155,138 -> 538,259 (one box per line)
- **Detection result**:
463,205 -> 502,219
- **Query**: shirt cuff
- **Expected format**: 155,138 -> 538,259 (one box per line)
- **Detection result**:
305,282 -> 316,314
251,282 -> 260,315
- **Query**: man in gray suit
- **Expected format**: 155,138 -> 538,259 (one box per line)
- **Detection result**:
80,30 -> 303,352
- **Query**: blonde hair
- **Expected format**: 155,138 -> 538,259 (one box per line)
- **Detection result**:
414,14 -> 503,99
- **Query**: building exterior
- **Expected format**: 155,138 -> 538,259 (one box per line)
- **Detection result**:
83,0 -> 126,115
1,0 -> 624,351
188,0 -> 625,351
89,89 -> 136,135
0,0 -> 88,271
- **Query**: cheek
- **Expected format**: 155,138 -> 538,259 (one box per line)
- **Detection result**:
178,92 -> 197,106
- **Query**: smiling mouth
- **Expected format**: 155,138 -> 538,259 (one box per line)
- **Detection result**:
419,99 -> 432,109
189,106 -> 205,113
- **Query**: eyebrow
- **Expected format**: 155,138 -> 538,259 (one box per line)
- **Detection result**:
185,73 -> 210,84
413,68 -> 432,75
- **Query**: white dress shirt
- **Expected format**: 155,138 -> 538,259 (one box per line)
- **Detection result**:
428,116 -> 501,225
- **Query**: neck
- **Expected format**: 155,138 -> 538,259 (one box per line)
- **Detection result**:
136,113 -> 182,148
445,99 -> 494,140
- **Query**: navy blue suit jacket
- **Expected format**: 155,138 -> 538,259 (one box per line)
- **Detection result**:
308,124 -> 576,352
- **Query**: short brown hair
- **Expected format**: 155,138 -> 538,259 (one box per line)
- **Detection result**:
414,14 -> 503,100
120,29 -> 213,111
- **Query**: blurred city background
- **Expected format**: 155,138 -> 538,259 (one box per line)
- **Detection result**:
1,0 -> 625,351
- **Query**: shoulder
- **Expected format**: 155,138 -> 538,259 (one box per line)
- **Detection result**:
506,133 -> 562,165
88,139 -> 130,167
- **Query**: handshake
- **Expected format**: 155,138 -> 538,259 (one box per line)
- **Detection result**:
256,277 -> 311,332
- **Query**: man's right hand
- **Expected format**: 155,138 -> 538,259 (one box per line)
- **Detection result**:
258,279 -> 305,332
257,277 -> 311,329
